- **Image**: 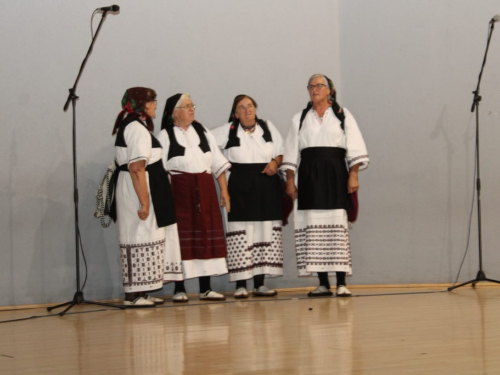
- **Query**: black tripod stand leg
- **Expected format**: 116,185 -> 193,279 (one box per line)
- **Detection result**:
60,302 -> 78,316
83,300 -> 125,310
448,279 -> 476,291
47,301 -> 73,312
484,278 -> 500,285
48,291 -> 124,315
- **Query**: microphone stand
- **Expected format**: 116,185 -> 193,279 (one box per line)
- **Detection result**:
448,18 -> 500,291
47,10 -> 124,315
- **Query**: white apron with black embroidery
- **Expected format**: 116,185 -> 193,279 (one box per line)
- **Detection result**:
114,118 -> 183,293
212,120 -> 285,282
282,107 -> 369,276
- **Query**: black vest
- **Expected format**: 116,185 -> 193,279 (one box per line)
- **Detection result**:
224,118 -> 273,149
115,116 -> 162,149
299,101 -> 345,132
165,121 -> 210,160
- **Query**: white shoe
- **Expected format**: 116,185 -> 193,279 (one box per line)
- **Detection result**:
253,285 -> 278,297
123,297 -> 155,308
234,287 -> 249,299
144,294 -> 165,304
172,292 -> 189,303
199,290 -> 226,301
307,285 -> 333,297
336,285 -> 352,297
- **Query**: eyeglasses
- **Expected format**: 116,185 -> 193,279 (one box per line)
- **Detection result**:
307,84 -> 327,91
177,104 -> 196,110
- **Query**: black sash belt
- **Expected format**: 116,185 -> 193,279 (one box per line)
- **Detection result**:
230,162 -> 268,173
110,159 -> 176,228
297,147 -> 348,210
300,147 -> 346,160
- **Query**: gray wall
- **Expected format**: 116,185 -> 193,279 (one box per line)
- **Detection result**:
1,0 -> 499,306
339,0 -> 500,284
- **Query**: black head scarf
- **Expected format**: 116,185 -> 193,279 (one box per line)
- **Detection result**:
161,93 -> 182,130
228,94 -> 257,124
322,75 -> 337,102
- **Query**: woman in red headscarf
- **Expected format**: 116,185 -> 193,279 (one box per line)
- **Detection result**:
111,87 -> 183,307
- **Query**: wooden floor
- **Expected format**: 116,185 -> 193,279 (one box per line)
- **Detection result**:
1,286 -> 500,375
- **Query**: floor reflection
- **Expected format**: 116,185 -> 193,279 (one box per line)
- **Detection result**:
112,297 -> 355,374
7,288 -> 500,374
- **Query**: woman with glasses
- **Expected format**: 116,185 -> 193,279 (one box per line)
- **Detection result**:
110,87 -> 183,307
211,95 -> 285,299
282,74 -> 369,297
157,93 -> 231,302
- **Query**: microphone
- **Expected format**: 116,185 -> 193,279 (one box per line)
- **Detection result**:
491,14 -> 500,23
96,5 -> 120,12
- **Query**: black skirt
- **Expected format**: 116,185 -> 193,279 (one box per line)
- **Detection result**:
228,163 -> 283,222
297,147 -> 348,210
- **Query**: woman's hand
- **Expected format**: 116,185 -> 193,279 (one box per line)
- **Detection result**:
285,169 -> 298,200
348,171 -> 359,194
220,189 -> 231,213
217,171 -> 231,212
286,181 -> 298,201
137,202 -> 150,220
262,160 -> 278,176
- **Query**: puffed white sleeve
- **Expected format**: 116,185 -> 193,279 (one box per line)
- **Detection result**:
124,121 -> 151,167
156,129 -> 170,170
266,120 -> 284,157
210,123 -> 230,150
344,108 -> 369,170
206,127 -> 231,178
280,113 -> 301,173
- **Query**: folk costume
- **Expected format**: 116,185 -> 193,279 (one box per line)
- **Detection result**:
282,82 -> 369,279
157,94 -> 230,281
212,111 -> 285,283
111,88 -> 183,294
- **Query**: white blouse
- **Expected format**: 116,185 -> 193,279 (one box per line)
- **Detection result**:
157,123 -> 231,178
115,121 -> 162,168
211,120 -> 284,163
282,107 -> 369,172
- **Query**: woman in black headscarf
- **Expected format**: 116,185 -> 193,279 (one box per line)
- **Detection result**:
282,75 -> 369,297
157,93 -> 231,302
211,95 -> 285,299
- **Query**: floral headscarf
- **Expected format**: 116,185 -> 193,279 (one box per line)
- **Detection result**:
112,87 -> 156,135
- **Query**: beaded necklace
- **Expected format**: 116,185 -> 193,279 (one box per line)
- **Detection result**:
241,123 -> 257,134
